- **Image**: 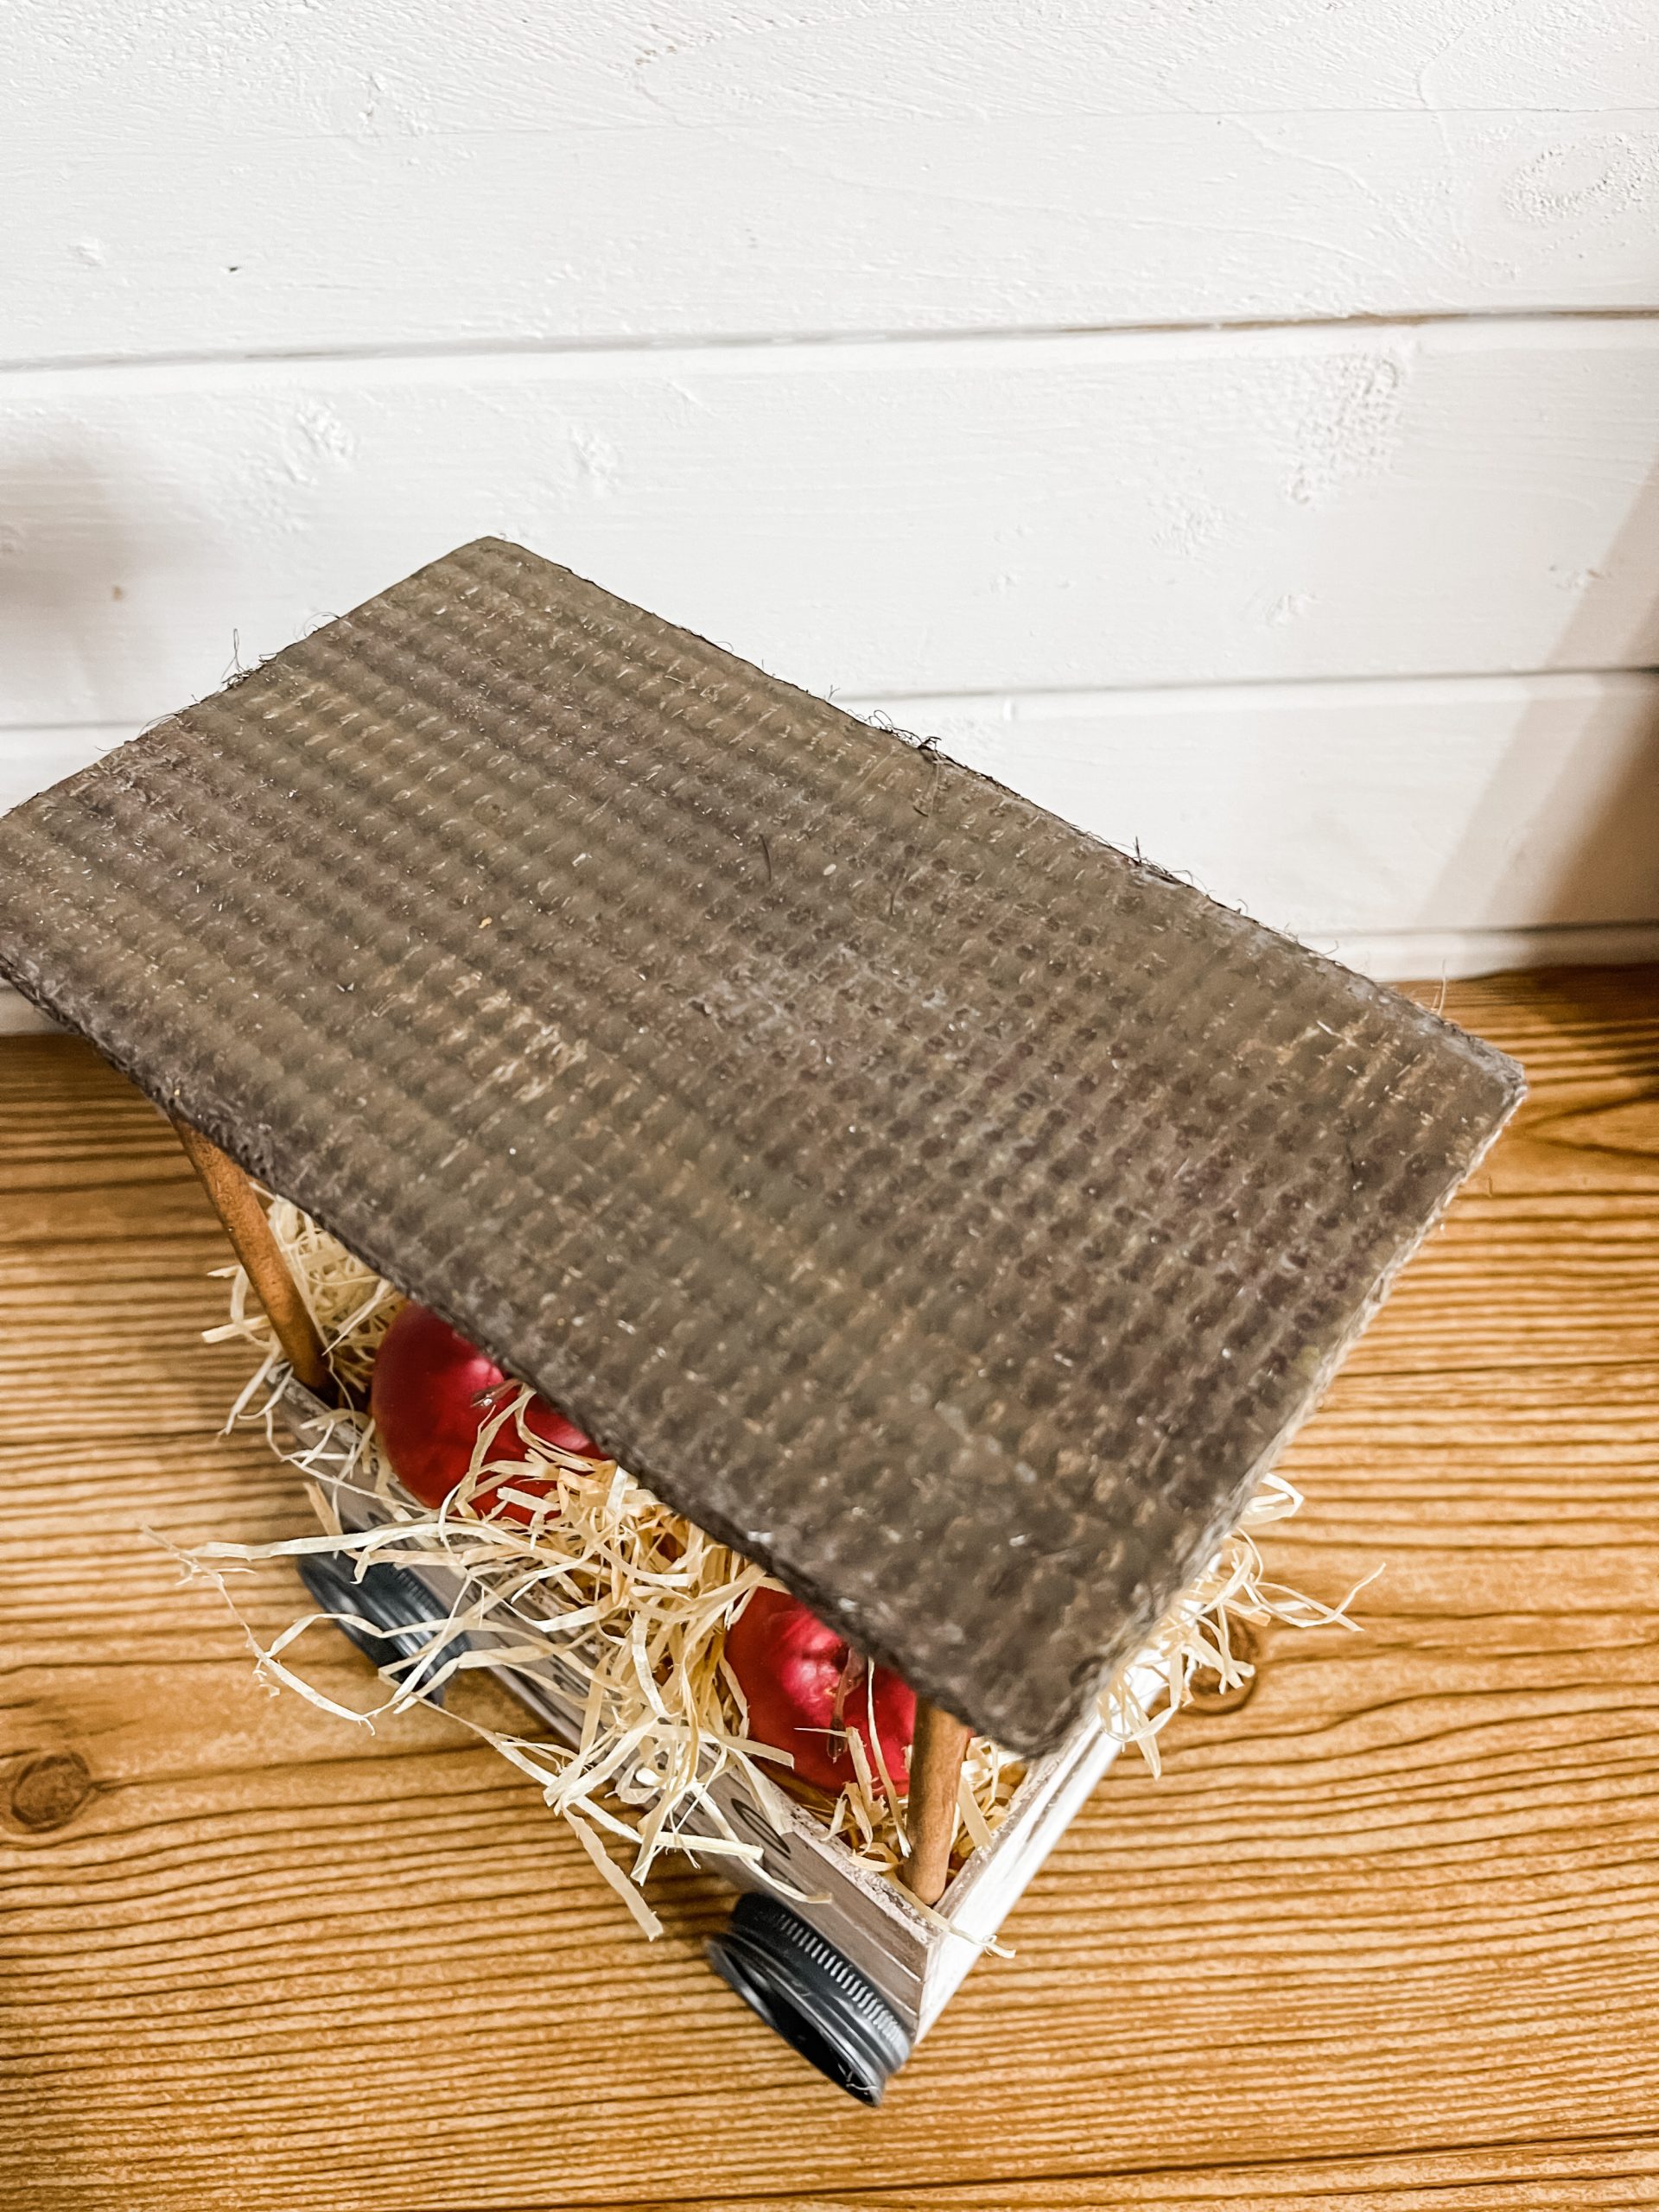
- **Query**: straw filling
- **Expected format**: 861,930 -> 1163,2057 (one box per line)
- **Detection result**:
179,1203 -> 1370,1933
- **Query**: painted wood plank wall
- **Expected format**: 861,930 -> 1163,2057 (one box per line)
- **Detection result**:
3,321 -> 1659,728
2,0 -> 1656,1030
6,1 -> 1659,358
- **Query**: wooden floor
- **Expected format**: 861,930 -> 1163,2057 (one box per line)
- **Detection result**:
3,967 -> 1658,2211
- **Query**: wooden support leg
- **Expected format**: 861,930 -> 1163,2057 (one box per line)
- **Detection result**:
173,1120 -> 333,1397
900,1700 -> 972,1907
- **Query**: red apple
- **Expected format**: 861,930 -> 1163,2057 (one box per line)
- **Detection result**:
724,1586 -> 915,1796
371,1300 -> 598,1518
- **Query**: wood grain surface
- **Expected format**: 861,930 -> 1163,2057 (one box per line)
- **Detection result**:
3,965 -> 1657,2210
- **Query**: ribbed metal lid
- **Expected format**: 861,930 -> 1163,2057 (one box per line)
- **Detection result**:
0,538 -> 1522,1754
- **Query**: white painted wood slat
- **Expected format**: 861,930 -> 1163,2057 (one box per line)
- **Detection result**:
5,670 -> 1653,1027
1,321 -> 1657,724
11,118 -> 1659,365
6,1 -> 1659,361
906,670 -> 1659,945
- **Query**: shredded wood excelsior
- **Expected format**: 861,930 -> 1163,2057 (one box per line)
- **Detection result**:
179,1203 -> 1370,1934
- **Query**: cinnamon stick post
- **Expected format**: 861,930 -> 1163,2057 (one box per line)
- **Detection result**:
901,1700 -> 972,1906
172,1120 -> 333,1396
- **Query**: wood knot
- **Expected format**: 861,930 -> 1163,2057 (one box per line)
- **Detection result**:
9,1751 -> 94,1833
1185,1620 -> 1261,1716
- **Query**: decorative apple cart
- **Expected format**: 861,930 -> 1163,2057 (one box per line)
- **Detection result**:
0,541 -> 1522,2101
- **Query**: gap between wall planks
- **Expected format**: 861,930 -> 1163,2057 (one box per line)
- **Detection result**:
5,319 -> 1659,726
2,964 -> 1657,2209
7,0 -> 1659,359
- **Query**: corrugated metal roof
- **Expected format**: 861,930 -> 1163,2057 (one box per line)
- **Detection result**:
0,539 -> 1522,1751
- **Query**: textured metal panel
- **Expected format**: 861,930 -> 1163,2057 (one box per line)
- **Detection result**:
0,539 -> 1522,1754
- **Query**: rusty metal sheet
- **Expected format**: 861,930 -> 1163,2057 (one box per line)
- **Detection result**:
0,539 -> 1523,1752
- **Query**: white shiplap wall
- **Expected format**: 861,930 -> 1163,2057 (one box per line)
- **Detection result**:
3,0 -> 1657,1032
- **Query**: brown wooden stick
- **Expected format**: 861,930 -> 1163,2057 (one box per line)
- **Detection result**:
172,1120 -> 333,1396
900,1700 -> 972,1906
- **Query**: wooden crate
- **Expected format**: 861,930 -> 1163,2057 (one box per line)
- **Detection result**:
278,1373 -> 1133,2044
